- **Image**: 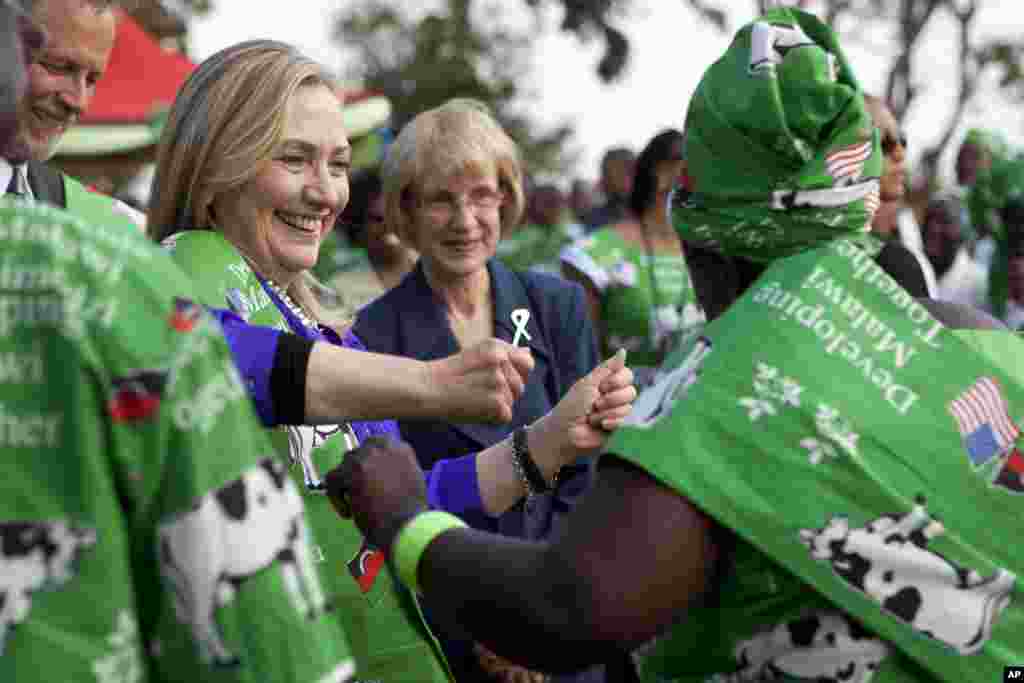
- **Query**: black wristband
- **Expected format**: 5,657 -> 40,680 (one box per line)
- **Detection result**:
270,332 -> 315,425
513,427 -> 551,494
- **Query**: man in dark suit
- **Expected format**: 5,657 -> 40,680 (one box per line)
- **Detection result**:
2,0 -> 142,229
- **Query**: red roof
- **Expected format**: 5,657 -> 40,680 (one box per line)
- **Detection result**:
82,12 -> 195,124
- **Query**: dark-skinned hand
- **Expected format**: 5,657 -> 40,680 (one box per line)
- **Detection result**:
324,436 -> 428,553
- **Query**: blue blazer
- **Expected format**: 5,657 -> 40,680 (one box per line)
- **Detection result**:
353,258 -> 600,539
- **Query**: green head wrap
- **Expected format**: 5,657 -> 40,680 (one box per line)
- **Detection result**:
673,7 -> 883,263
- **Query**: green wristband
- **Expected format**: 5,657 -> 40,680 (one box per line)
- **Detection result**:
393,510 -> 468,594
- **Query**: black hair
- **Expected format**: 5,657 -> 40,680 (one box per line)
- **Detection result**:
629,129 -> 685,217
685,242 -> 929,322
1002,198 -> 1024,256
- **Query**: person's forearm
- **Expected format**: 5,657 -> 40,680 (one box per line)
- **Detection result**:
407,459 -> 717,671
214,309 -> 435,425
474,434 -> 525,516
304,342 -> 434,423
417,528 -> 612,673
475,416 -> 574,516
219,311 -> 529,427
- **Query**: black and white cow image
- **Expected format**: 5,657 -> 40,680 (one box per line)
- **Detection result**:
799,503 -> 1016,655
1,519 -> 97,655
286,422 -> 357,492
723,611 -> 890,683
158,458 -> 329,667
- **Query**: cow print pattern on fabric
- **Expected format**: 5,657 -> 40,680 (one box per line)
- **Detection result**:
0,520 -> 97,655
157,458 -> 329,667
800,502 -> 1015,656
710,610 -> 890,683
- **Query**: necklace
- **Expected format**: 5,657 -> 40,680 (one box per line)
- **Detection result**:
265,278 -> 318,331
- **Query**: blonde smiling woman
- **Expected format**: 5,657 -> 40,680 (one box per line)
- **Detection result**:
148,41 -> 636,683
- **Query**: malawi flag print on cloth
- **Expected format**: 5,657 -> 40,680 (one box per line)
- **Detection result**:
994,448 -> 1024,494
948,377 -> 1020,467
347,541 -> 385,594
168,297 -> 202,333
108,369 -> 169,422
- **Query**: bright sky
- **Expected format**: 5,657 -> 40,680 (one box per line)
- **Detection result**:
189,0 -> 1021,185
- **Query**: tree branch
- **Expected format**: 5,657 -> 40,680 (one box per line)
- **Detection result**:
919,0 -> 979,183
824,0 -> 853,28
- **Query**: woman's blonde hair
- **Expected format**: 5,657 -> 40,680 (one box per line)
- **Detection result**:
381,98 -> 525,245
148,40 -> 344,327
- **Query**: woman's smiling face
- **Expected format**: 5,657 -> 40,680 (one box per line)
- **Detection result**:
213,83 -> 351,284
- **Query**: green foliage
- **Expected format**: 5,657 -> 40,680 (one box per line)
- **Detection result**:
525,0 -> 728,82
333,0 -> 736,176
335,1 -> 575,175
979,40 -> 1024,91
174,0 -> 213,16
334,0 -> 1022,184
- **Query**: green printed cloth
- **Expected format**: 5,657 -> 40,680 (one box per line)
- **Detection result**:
560,227 -> 704,387
0,198 -> 353,682
606,8 -> 1021,682
496,221 -> 584,276
166,229 -> 453,683
610,240 -> 1023,682
675,7 -> 882,262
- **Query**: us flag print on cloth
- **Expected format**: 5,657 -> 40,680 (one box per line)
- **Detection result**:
993,449 -> 1024,494
825,140 -> 872,186
948,377 -> 1020,467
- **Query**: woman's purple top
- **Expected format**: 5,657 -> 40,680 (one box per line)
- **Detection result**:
211,286 -> 484,517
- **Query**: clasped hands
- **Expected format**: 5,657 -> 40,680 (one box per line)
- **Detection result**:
327,345 -> 635,551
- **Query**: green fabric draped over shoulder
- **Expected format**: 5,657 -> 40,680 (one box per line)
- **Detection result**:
0,198 -> 354,683
674,7 -> 883,262
164,230 -> 454,682
611,241 -> 1023,682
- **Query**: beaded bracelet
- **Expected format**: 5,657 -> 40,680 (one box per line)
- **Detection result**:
513,426 -> 553,495
509,436 -> 534,495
